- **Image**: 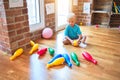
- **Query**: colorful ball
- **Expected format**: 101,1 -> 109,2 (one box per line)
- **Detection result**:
80,22 -> 82,26
42,28 -> 53,39
72,40 -> 79,47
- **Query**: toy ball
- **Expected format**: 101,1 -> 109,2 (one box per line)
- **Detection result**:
95,24 -> 99,28
72,40 -> 79,47
42,28 -> 53,39
80,22 -> 82,26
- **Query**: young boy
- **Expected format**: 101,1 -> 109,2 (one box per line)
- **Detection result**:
63,13 -> 86,47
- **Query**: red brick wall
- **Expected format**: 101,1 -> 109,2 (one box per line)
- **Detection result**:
0,0 -> 11,53
0,0 -> 30,54
30,30 -> 42,41
72,0 -> 91,25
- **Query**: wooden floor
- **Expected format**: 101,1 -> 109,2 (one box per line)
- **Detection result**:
0,26 -> 120,80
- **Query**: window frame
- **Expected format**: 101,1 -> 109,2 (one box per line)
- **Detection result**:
28,0 -> 45,32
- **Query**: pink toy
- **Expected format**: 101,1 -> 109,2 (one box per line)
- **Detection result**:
42,28 -> 53,39
37,48 -> 47,56
82,52 -> 97,64
95,24 -> 99,28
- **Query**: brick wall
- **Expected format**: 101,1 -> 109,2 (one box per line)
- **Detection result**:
45,0 -> 55,30
0,0 -> 30,54
0,0 -> 11,53
72,0 -> 91,25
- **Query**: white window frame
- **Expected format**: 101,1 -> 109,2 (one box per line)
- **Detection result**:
27,0 -> 45,32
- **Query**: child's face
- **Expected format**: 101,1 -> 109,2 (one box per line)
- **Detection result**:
68,17 -> 76,27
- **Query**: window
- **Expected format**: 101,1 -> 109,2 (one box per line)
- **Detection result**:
57,0 -> 70,26
55,0 -> 72,31
27,0 -> 45,32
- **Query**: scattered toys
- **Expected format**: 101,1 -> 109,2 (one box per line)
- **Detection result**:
29,40 -> 39,55
10,40 -> 98,69
47,53 -> 72,68
10,48 -> 23,61
48,48 -> 55,56
46,57 -> 65,69
63,54 -> 72,67
82,51 -> 97,64
29,43 -> 39,55
42,28 -> 53,39
70,52 -> 80,66
48,54 -> 63,64
37,48 -> 47,56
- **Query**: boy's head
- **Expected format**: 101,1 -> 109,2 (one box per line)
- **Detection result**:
67,13 -> 76,27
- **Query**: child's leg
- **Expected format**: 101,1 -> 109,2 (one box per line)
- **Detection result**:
79,35 -> 87,48
81,35 -> 86,43
77,35 -> 82,44
63,38 -> 71,45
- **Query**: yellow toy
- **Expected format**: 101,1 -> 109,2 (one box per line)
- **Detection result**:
72,40 -> 79,47
10,48 -> 23,61
80,22 -> 83,26
46,57 -> 65,68
30,40 -> 35,46
29,43 -> 39,54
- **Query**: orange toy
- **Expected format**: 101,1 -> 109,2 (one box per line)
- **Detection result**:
72,40 -> 79,47
80,22 -> 83,26
10,48 -> 23,61
29,43 -> 39,54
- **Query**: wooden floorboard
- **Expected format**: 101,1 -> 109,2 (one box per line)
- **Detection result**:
0,26 -> 120,80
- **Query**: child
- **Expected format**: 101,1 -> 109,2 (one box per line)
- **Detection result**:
63,13 -> 87,47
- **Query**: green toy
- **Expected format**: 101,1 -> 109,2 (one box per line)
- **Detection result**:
48,48 -> 55,56
70,52 -> 80,66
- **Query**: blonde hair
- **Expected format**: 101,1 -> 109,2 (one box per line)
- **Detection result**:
67,13 -> 76,21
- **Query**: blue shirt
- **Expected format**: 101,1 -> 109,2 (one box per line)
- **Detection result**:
64,24 -> 82,40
